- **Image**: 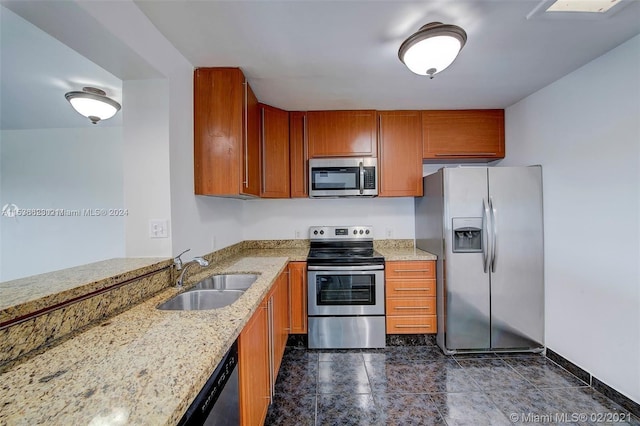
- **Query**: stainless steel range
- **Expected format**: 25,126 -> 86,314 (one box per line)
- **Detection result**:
307,225 -> 386,349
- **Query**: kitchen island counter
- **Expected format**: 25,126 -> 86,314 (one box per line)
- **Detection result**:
0,248 -> 307,426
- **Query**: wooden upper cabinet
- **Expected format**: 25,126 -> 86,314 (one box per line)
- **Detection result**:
306,110 -> 377,158
377,111 -> 423,197
422,110 -> 505,160
260,104 -> 290,198
194,67 -> 260,197
289,112 -> 308,198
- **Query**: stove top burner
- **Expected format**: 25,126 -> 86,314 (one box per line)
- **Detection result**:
306,226 -> 384,266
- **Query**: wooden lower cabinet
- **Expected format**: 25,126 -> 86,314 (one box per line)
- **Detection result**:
239,270 -> 290,426
287,262 -> 307,333
238,299 -> 269,426
385,260 -> 437,334
270,271 -> 289,378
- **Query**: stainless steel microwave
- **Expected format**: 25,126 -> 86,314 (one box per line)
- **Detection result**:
308,157 -> 378,198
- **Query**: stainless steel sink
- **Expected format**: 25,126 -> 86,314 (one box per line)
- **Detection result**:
157,289 -> 244,311
193,274 -> 258,291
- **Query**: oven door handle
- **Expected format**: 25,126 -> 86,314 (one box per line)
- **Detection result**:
307,265 -> 385,271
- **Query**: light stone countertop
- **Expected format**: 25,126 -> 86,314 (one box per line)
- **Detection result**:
376,247 -> 437,261
0,251 -> 303,426
0,244 -> 435,425
0,258 -> 172,324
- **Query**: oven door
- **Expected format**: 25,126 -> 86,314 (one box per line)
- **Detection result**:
308,266 -> 384,316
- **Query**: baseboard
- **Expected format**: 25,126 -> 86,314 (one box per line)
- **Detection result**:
546,348 -> 639,419
386,334 -> 437,346
546,348 -> 591,384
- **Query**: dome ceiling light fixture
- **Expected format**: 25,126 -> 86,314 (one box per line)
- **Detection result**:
398,22 -> 467,79
64,87 -> 121,124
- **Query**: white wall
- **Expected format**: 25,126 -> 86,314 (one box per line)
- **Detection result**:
122,79 -> 172,257
243,197 -> 415,240
77,0 -> 245,259
503,35 -> 640,402
0,127 -> 125,281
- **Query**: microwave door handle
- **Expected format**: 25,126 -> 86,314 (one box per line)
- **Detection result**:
359,161 -> 364,194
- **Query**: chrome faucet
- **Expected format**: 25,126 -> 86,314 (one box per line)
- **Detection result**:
176,256 -> 209,287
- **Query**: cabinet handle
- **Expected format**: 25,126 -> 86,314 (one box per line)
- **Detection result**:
303,114 -> 308,195
394,324 -> 432,328
243,81 -> 249,187
394,288 -> 431,291
287,270 -> 292,331
393,269 -> 431,273
434,153 -> 496,157
378,114 -> 383,192
393,306 -> 431,310
268,298 -> 274,404
261,107 -> 266,193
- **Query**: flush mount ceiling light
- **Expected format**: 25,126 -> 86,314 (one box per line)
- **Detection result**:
64,87 -> 121,124
398,22 -> 467,79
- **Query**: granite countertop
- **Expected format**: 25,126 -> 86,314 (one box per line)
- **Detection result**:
0,249 -> 306,426
376,247 -> 437,261
0,258 -> 172,325
0,244 -> 435,425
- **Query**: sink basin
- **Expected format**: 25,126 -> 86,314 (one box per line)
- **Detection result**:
193,274 -> 258,291
157,290 -> 244,311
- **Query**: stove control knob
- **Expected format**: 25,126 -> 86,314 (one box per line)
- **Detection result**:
353,230 -> 357,235
359,229 -> 364,235
320,230 -> 324,235
365,229 -> 370,235
313,230 -> 318,235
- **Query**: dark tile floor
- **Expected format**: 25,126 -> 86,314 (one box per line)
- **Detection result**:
265,345 -> 640,426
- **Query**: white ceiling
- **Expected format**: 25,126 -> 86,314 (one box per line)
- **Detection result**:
135,0 -> 640,110
0,5 -> 123,130
2,0 -> 639,131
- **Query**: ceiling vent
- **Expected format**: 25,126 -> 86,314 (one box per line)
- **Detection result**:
527,0 -> 632,19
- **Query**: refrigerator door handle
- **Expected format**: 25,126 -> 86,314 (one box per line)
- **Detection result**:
482,198 -> 491,273
489,196 -> 498,272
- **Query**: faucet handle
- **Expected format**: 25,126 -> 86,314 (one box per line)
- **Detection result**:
174,248 -> 191,270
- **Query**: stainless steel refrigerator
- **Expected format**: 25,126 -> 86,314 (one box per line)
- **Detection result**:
415,166 -> 544,354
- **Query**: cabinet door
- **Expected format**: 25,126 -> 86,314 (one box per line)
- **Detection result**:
288,262 -> 307,334
194,68 -> 244,196
260,104 -> 290,198
385,260 -> 437,335
239,300 -> 270,426
271,271 -> 290,377
289,112 -> 308,198
378,111 -> 423,197
422,110 -> 505,160
307,110 -> 377,158
242,82 -> 261,196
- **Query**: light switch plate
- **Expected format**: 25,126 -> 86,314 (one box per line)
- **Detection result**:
149,219 -> 169,239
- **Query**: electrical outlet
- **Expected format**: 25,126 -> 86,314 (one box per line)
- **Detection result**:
385,228 -> 393,239
294,230 -> 301,239
149,219 -> 169,238
212,236 -> 217,250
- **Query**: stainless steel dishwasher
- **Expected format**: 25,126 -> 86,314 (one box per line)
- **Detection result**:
177,340 -> 239,426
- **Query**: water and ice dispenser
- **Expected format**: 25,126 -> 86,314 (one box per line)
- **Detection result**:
452,218 -> 482,253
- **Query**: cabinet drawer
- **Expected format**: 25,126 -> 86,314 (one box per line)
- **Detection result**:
386,279 -> 435,297
386,298 -> 436,315
386,261 -> 435,279
386,315 -> 436,334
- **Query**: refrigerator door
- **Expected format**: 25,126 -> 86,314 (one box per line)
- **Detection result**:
443,167 -> 491,350
488,166 -> 544,350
